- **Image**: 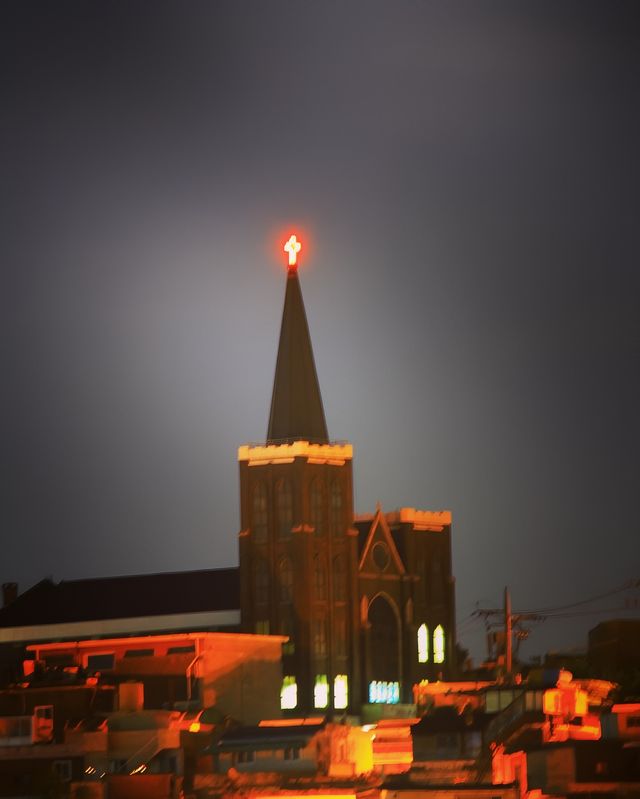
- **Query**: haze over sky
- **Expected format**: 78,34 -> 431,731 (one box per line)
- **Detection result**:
2,1 -> 639,662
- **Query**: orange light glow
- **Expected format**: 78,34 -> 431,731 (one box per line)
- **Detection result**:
284,234 -> 301,268
188,722 -> 201,733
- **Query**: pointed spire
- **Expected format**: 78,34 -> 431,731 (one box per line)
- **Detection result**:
267,240 -> 329,444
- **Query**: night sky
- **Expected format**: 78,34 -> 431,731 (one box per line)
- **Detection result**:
2,2 -> 639,663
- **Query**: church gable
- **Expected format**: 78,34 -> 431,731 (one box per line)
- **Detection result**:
358,507 -> 406,577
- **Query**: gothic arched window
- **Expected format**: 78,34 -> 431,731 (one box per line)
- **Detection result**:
254,559 -> 269,605
417,623 -> 429,663
434,625 -> 445,664
313,554 -> 327,600
252,482 -> 268,542
310,479 -> 326,536
313,616 -> 327,658
279,556 -> 293,603
330,481 -> 343,536
276,479 -> 293,539
333,554 -> 347,601
335,611 -> 347,658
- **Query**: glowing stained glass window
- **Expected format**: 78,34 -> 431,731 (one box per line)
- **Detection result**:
433,625 -> 445,664
314,674 -> 329,709
334,674 -> 349,710
368,680 -> 400,704
281,675 -> 297,710
418,623 -> 429,663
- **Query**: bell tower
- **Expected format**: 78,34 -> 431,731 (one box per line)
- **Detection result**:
239,235 -> 361,713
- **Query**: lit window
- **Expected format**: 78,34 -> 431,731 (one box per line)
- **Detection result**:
417,623 -> 429,663
334,674 -> 348,709
314,674 -> 329,708
252,482 -> 268,542
368,680 -> 400,704
280,676 -> 297,710
433,625 -> 445,664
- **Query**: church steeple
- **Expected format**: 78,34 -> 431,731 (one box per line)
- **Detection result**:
267,235 -> 329,444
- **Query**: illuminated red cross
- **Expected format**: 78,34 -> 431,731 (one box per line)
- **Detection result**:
284,234 -> 301,268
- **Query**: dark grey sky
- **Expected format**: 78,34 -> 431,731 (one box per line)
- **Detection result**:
2,1 -> 639,662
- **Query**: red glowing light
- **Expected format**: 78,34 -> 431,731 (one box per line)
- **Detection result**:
284,234 -> 301,268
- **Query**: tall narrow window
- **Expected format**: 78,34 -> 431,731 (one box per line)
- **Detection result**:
334,674 -> 348,710
330,481 -> 343,536
313,617 -> 327,658
333,554 -> 347,601
433,625 -> 445,664
281,676 -> 297,710
279,556 -> 293,602
314,674 -> 329,708
313,554 -> 327,600
276,479 -> 293,539
417,623 -> 429,663
252,482 -> 268,542
335,612 -> 347,658
254,559 -> 269,605
310,479 -> 326,536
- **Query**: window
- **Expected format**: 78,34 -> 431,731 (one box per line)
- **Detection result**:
284,746 -> 300,760
280,676 -> 297,710
417,623 -> 429,663
279,556 -> 293,602
433,625 -> 445,664
252,482 -> 268,542
368,680 -> 400,704
335,613 -> 347,658
334,674 -> 349,710
52,760 -> 72,782
237,750 -> 255,763
124,649 -> 154,658
276,480 -> 293,538
255,620 -> 270,635
280,616 -> 295,654
254,559 -> 269,605
313,617 -> 327,658
627,716 -> 640,727
313,555 -> 327,600
333,554 -> 347,601
86,653 -> 115,672
330,481 -> 343,535
314,674 -> 329,708
372,541 -> 390,570
167,645 -> 195,655
310,479 -> 326,536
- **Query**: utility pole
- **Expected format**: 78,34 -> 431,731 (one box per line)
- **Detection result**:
473,588 -> 544,680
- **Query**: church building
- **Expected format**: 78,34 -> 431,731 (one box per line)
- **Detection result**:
239,235 -> 456,714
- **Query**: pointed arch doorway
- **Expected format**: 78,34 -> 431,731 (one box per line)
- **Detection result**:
366,593 -> 402,701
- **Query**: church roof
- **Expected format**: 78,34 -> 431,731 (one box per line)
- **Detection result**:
0,567 -> 240,629
267,267 -> 329,444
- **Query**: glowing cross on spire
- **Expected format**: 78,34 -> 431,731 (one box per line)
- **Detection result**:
284,234 -> 302,268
